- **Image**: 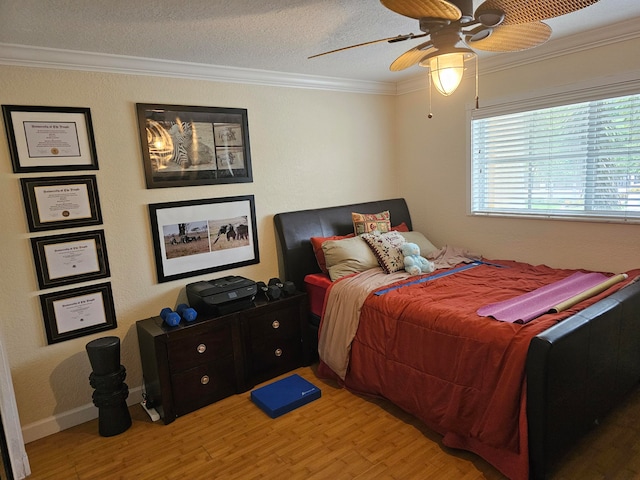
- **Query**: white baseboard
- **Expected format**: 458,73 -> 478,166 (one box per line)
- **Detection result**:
21,386 -> 143,444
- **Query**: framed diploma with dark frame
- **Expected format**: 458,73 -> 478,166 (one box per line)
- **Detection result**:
40,282 -> 117,344
30,230 -> 110,290
20,175 -> 103,232
136,103 -> 252,188
2,105 -> 98,173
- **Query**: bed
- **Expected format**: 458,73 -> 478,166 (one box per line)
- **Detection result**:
273,198 -> 640,480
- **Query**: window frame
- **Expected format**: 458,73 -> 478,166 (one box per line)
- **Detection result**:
467,73 -> 640,224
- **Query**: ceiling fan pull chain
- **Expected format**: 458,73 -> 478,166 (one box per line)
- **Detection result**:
428,74 -> 434,119
475,55 -> 479,110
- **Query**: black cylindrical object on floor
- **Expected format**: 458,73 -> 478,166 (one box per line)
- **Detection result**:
86,336 -> 132,437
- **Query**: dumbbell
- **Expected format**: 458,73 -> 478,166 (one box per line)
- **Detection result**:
257,281 -> 280,301
176,303 -> 197,322
160,307 -> 181,327
283,281 -> 296,295
268,278 -> 297,296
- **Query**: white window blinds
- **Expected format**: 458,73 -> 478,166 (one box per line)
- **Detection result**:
471,93 -> 640,222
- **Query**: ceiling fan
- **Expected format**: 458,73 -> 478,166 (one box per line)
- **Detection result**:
310,0 -> 601,98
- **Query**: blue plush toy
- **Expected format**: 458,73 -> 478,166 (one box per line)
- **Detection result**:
401,242 -> 435,275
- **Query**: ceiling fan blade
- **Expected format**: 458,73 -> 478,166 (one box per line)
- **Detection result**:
308,33 -> 427,59
475,0 -> 600,26
380,0 -> 462,21
390,41 -> 436,71
468,21 -> 552,52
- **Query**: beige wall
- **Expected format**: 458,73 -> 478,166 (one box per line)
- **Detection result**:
2,35 -> 640,442
0,66 -> 398,439
397,37 -> 640,273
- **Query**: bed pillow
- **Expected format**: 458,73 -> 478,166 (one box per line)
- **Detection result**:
322,235 -> 380,281
361,231 -> 406,274
352,210 -> 391,235
391,222 -> 410,232
310,233 -> 355,274
397,231 -> 439,257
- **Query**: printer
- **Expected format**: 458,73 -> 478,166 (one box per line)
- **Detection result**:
186,275 -> 257,316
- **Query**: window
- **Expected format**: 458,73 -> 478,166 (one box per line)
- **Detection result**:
471,92 -> 640,223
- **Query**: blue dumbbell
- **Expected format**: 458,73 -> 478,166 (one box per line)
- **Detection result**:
176,303 -> 197,322
160,307 -> 181,327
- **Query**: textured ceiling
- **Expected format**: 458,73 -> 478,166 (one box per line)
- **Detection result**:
1,0 -> 640,83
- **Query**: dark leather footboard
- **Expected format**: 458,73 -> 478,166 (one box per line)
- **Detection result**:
527,280 -> 640,479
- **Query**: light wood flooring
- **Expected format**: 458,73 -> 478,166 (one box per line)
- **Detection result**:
24,366 -> 640,479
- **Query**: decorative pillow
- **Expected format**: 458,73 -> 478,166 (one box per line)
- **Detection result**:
310,234 -> 355,273
391,222 -> 410,232
322,236 -> 380,281
352,210 -> 391,235
397,231 -> 439,257
361,231 -> 407,274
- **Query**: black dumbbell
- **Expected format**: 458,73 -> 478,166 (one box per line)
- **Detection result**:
257,281 -> 280,301
282,280 -> 296,296
269,278 -> 296,296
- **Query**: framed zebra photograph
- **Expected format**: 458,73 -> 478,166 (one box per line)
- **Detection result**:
148,195 -> 259,283
136,103 -> 253,189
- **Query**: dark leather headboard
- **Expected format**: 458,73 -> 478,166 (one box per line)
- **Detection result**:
273,198 -> 412,290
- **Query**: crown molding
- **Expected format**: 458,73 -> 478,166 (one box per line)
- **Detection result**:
397,16 -> 640,95
479,16 -> 640,75
0,43 -> 397,96
1,16 -> 638,97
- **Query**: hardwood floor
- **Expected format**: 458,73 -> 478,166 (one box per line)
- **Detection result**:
25,366 -> 640,479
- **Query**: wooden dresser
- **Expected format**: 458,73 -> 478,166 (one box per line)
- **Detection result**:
136,292 -> 308,424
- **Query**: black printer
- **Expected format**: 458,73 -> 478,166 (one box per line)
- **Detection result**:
186,275 -> 257,316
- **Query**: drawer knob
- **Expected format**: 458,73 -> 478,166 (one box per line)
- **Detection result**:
201,375 -> 210,385
197,343 -> 206,354
271,320 -> 280,329
275,348 -> 283,357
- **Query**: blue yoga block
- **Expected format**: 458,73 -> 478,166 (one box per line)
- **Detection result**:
250,374 -> 321,418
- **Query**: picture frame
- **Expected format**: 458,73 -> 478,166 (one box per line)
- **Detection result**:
31,230 -> 110,290
20,175 -> 103,232
149,195 -> 259,283
2,105 -> 98,173
136,103 -> 253,189
40,282 -> 117,345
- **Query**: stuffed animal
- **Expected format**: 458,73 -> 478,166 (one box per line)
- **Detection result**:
401,242 -> 435,275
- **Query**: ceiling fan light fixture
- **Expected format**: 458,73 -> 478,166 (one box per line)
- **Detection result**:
420,51 -> 474,96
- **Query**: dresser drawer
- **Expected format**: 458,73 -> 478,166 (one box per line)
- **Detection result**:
167,325 -> 233,372
245,304 -> 300,341
247,337 -> 302,381
171,357 -> 237,417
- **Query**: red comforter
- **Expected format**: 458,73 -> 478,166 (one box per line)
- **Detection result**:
318,260 -> 640,479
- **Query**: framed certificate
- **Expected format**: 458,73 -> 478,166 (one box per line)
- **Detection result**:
20,175 -> 103,232
40,283 -> 117,344
31,230 -> 110,289
2,105 -> 98,173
